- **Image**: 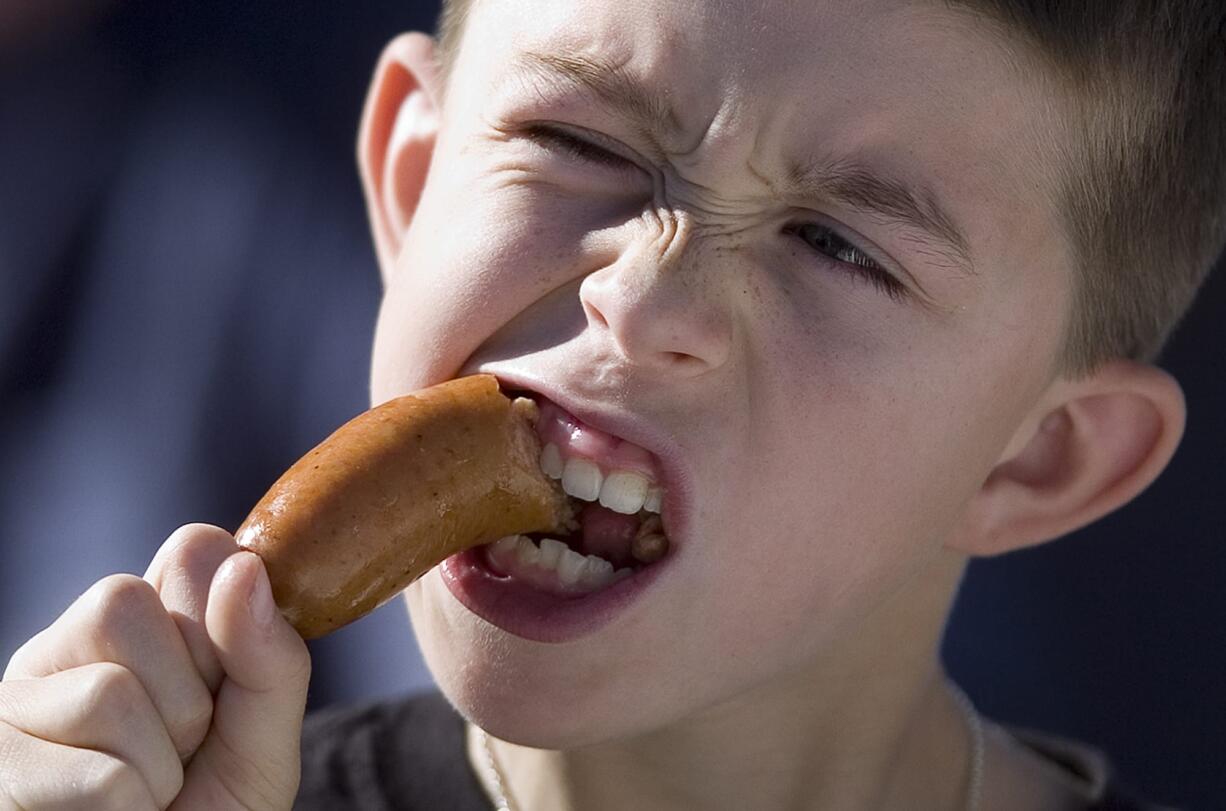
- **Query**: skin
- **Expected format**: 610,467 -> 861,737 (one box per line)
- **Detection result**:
362,0 -> 1186,809
0,0 -> 1186,808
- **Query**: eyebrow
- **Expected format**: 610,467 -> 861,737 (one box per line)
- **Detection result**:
510,50 -> 685,141
784,158 -> 977,278
509,49 -> 976,278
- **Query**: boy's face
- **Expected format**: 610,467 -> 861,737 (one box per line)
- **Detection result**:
372,0 -> 1070,745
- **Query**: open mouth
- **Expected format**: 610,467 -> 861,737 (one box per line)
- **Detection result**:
481,388 -> 672,600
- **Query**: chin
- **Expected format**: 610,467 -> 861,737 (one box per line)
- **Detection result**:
407,582 -> 690,750
431,652 -> 643,749
444,678 -> 621,749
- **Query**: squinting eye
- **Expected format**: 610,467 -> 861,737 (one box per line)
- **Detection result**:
784,222 -> 907,302
524,125 -> 633,171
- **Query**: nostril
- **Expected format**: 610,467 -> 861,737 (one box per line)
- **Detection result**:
584,298 -> 610,328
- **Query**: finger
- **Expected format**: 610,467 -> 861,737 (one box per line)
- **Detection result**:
0,665 -> 181,809
143,523 -> 239,693
0,719 -> 159,810
176,552 -> 311,810
3,573 -> 214,762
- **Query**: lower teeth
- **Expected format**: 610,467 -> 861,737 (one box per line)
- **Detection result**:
488,535 -> 633,593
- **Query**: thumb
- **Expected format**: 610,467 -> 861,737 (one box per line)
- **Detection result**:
175,552 -> 311,810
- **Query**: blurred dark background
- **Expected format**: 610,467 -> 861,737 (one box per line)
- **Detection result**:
0,2 -> 1221,807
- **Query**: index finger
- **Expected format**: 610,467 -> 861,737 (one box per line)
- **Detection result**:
143,523 -> 240,693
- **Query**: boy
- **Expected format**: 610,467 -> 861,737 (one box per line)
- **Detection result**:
1,0 -> 1220,808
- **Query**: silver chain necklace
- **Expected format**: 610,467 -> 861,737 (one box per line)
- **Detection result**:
479,684 -> 984,811
947,679 -> 985,811
480,727 -> 516,811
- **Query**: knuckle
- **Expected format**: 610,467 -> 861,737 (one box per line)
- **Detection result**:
164,529 -> 235,585
5,575 -> 163,683
175,522 -> 233,542
162,524 -> 235,566
0,722 -> 159,811
2,633 -> 40,681
83,754 -> 156,811
86,574 -> 161,628
78,662 -> 148,725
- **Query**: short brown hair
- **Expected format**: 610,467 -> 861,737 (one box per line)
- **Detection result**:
433,0 -> 1226,377
434,0 -> 472,87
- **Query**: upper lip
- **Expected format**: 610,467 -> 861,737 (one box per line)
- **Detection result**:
477,368 -> 692,545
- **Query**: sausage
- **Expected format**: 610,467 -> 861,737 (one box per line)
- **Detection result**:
235,374 -> 575,639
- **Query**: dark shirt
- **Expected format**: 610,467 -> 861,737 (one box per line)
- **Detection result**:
296,690 -> 1175,810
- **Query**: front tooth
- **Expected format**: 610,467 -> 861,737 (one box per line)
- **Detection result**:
515,535 -> 541,567
580,555 -> 615,588
539,443 -> 564,480
538,537 -> 567,569
599,471 -> 650,515
562,457 -> 603,501
556,546 -> 589,585
643,487 -> 663,514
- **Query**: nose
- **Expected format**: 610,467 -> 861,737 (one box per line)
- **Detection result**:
578,211 -> 733,376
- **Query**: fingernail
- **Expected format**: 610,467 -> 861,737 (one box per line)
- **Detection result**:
247,555 -> 278,629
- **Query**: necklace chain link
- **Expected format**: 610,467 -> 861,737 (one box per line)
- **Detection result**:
481,728 -> 516,811
947,678 -> 985,811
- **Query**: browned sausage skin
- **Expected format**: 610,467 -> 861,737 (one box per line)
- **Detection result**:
236,374 -> 575,639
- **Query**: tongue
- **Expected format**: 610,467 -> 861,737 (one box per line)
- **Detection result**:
577,503 -> 641,568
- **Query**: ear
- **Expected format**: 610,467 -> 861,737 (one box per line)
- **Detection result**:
947,360 -> 1187,556
357,32 -> 442,279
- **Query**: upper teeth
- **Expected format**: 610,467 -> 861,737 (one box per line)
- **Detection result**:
600,471 -> 650,514
541,442 -> 663,515
540,443 -> 564,479
642,486 -> 662,513
561,457 -> 602,501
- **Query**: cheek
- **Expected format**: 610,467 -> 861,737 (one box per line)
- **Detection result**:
686,335 -> 1006,656
369,180 -> 599,401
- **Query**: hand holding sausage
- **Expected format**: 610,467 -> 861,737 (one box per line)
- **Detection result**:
0,525 -> 310,810
0,375 -> 565,807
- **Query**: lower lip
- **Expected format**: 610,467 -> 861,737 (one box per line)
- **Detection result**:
439,546 -> 669,643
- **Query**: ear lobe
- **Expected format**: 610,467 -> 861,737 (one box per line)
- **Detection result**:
949,360 -> 1186,556
357,32 -> 442,277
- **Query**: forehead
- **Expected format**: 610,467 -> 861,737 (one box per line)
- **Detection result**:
458,0 -> 1069,291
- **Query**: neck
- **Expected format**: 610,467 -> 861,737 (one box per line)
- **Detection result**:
469,549 -> 978,811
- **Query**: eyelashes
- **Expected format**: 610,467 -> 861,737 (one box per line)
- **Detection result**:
783,222 -> 908,302
520,124 -> 909,302
522,124 -> 634,171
